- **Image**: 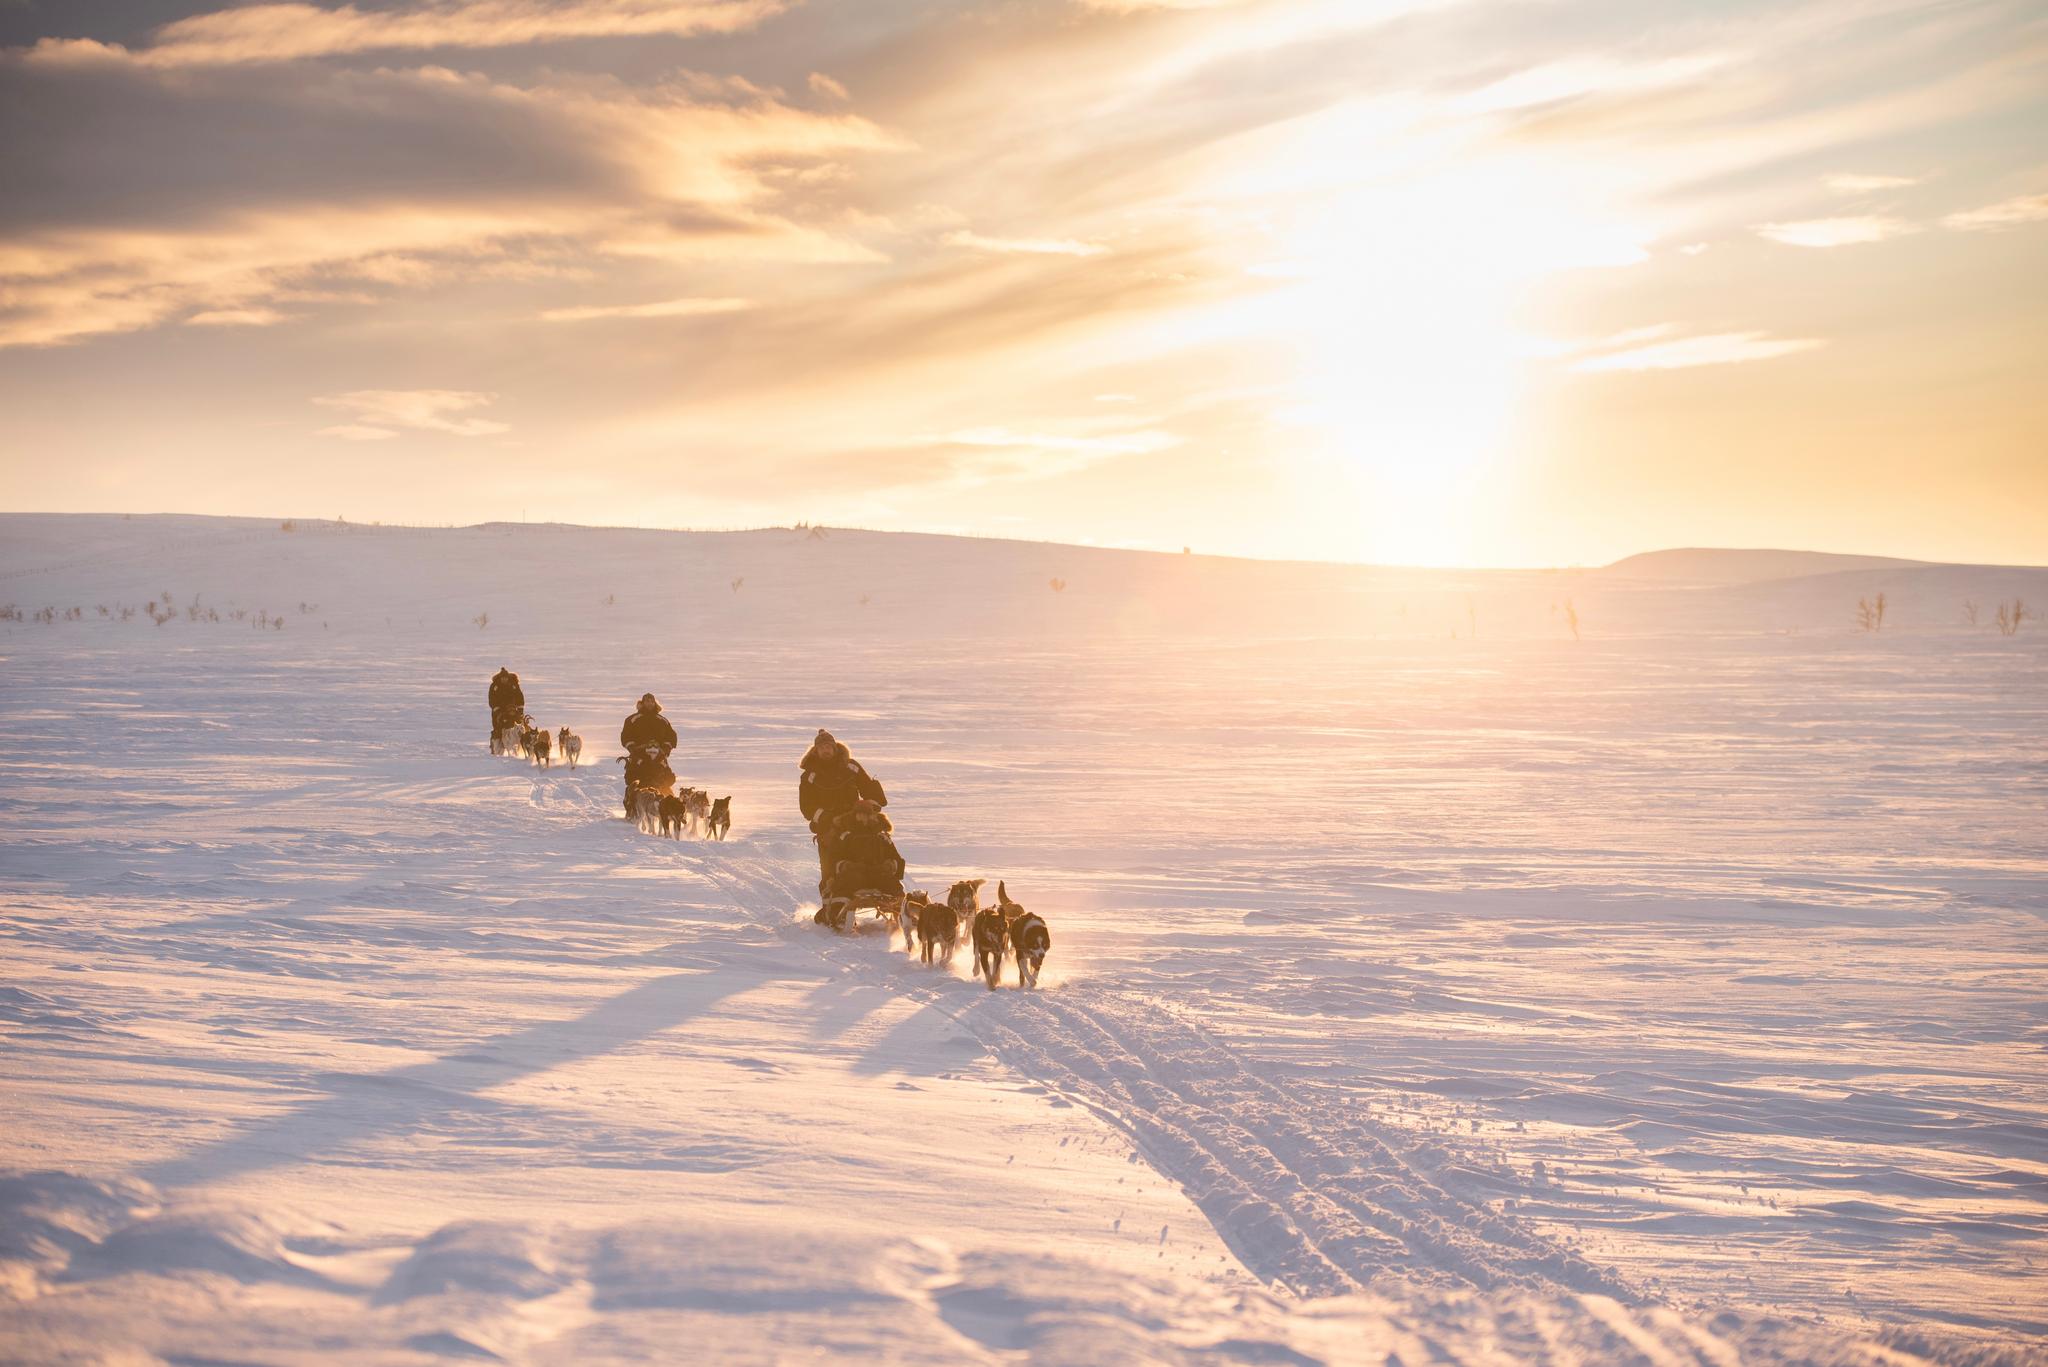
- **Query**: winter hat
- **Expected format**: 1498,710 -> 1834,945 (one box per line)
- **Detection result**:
814,729 -> 835,747
638,693 -> 660,712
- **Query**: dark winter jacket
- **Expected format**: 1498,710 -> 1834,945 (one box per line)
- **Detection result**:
813,804 -> 890,871
825,829 -> 905,898
624,749 -> 675,794
621,708 -> 677,752
489,670 -> 524,712
798,746 -> 886,823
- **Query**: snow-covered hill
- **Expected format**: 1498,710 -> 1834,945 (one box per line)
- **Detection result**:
2,516 -> 2044,1364
1598,547 -> 1932,585
5,513 -> 2042,643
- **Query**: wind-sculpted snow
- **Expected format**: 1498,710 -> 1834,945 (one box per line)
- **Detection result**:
2,515 -> 2044,1363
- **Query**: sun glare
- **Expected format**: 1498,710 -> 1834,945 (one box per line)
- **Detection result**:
1205,99 -> 1651,564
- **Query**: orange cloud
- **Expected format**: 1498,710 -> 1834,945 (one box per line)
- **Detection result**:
314,389 -> 508,436
0,61 -> 899,347
25,0 -> 785,69
1941,193 -> 2048,231
1756,216 -> 1919,247
540,296 -> 753,322
1571,330 -> 1824,372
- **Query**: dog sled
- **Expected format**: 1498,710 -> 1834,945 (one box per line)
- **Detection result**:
815,889 -> 913,935
490,707 -> 527,757
618,743 -> 677,834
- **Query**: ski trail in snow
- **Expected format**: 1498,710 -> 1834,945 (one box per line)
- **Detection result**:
986,990 -> 1635,1299
627,817 -> 1636,1304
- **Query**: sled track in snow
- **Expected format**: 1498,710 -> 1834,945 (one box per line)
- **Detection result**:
674,841 -> 1635,1304
977,990 -> 1637,1301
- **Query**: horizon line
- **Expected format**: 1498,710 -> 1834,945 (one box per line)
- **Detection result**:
4,507 -> 2044,575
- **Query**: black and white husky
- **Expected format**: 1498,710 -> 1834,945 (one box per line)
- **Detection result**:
998,882 -> 1050,989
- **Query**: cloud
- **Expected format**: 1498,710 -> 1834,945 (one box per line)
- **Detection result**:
797,426 -> 1182,492
1756,215 -> 1919,247
1824,173 -> 1917,193
1070,0 -> 1246,11
808,72 -> 849,102
541,296 -> 753,322
1572,330 -> 1823,373
943,230 -> 1108,257
25,0 -> 785,69
314,389 -> 509,436
936,426 -> 1177,456
185,306 -> 290,327
0,59 -> 899,346
1941,193 -> 2048,231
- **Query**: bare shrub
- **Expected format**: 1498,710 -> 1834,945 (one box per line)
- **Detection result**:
1963,599 -> 1980,627
1049,577 -> 1067,593
474,612 -> 490,629
280,519 -> 296,533
1995,599 -> 2031,637
1565,599 -> 1580,641
1855,593 -> 1887,632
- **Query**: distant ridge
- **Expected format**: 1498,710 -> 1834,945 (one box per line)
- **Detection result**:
1600,548 -> 1930,586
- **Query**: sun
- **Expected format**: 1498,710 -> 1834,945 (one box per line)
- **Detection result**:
1198,97 -> 1651,564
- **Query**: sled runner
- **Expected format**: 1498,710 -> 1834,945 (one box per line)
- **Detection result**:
816,889 -> 910,934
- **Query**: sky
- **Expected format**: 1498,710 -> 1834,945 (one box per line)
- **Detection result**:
0,0 -> 2043,567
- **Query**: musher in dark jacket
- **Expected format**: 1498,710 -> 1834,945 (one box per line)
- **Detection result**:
620,693 -> 679,814
799,730 -> 887,881
819,799 -> 905,902
488,667 -> 524,742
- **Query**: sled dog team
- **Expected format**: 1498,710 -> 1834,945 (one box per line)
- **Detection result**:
487,666 -> 583,768
904,879 -> 1052,990
487,669 -> 1050,988
494,715 -> 581,770
630,786 -> 731,841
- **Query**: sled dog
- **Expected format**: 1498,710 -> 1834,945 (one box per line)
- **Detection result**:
972,904 -> 1009,989
915,899 -> 961,967
630,787 -> 663,835
658,793 -> 688,838
558,728 -> 582,768
999,882 -> 1050,988
682,787 -> 711,836
897,890 -> 932,952
706,796 -> 731,840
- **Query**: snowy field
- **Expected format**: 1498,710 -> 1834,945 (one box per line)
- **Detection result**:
1,514 -> 2044,1365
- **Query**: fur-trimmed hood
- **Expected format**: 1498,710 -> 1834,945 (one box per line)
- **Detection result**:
801,739 -> 855,774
